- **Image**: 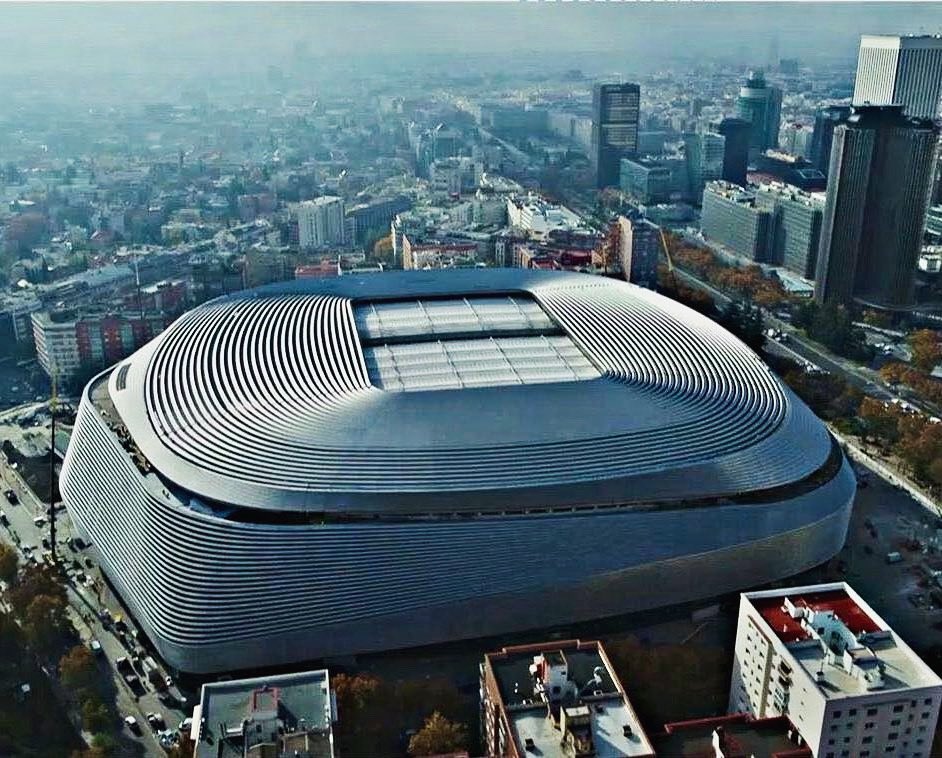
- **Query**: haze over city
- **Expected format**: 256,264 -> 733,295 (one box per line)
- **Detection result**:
6,2 -> 942,757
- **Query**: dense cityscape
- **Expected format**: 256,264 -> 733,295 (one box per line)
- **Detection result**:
6,3 -> 942,757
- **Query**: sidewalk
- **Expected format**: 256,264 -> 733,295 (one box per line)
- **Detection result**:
830,425 -> 941,518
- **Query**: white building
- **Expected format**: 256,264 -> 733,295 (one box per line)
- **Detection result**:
297,196 -> 345,250
853,35 -> 942,119
506,193 -> 584,241
729,583 -> 942,758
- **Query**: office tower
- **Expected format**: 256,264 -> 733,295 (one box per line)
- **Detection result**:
737,71 -> 783,157
592,82 -> 641,189
853,35 -> 942,119
297,196 -> 345,249
756,183 -> 825,279
701,181 -> 772,262
684,132 -> 726,200
810,105 -> 851,174
713,117 -> 751,185
619,155 -> 688,204
815,106 -> 937,308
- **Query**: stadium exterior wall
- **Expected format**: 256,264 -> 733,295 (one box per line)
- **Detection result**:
61,376 -> 855,674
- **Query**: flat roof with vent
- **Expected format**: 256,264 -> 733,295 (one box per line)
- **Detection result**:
355,296 -> 600,392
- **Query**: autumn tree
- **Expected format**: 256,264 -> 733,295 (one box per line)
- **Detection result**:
7,564 -> 66,618
22,594 -> 70,656
910,330 -> 942,373
0,543 -> 18,585
80,697 -> 112,733
60,645 -> 98,693
407,711 -> 468,757
858,397 -> 901,444
880,362 -> 909,385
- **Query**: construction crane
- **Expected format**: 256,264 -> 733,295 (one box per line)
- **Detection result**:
48,371 -> 58,566
659,228 -> 675,273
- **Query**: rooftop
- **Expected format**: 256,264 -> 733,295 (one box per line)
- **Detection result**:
485,640 -> 653,757
656,714 -> 810,757
746,584 -> 942,699
194,669 -> 334,758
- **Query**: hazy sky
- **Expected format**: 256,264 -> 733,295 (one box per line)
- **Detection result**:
3,3 -> 942,88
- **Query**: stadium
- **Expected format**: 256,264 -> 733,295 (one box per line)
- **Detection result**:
60,269 -> 855,674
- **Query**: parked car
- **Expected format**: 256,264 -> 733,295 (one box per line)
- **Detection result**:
0,511 -> 8,526
146,712 -> 166,732
89,639 -> 102,656
115,656 -> 133,675
4,490 -> 18,505
124,715 -> 141,735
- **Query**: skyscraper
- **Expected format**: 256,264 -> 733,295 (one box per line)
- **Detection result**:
736,71 -> 783,158
853,34 -> 942,119
592,82 -> 640,189
815,106 -> 937,309
684,132 -> 726,201
810,105 -> 851,174
713,117 -> 751,185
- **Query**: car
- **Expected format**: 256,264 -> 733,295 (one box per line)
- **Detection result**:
125,674 -> 145,696
41,537 -> 50,550
89,639 -> 103,656
32,516 -> 45,528
124,715 -> 141,735
146,712 -> 165,731
0,512 -> 8,526
158,729 -> 178,749
4,490 -> 18,505
179,717 -> 193,734
115,656 -> 133,675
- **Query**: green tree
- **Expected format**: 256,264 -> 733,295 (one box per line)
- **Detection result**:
407,712 -> 467,757
81,697 -> 112,733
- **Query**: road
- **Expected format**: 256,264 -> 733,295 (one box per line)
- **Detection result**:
0,439 -> 187,757
670,266 -> 898,402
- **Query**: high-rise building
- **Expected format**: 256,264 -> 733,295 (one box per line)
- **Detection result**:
737,71 -> 782,154
737,71 -> 783,158
853,34 -> 942,119
810,105 -> 852,175
592,82 -> 641,189
729,582 -> 942,758
701,181 -> 772,262
684,132 -> 726,201
619,156 -> 688,204
297,196 -> 345,250
815,105 -> 937,308
713,117 -> 751,186
755,183 -> 825,279
617,215 -> 660,289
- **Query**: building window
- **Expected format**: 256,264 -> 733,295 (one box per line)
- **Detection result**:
893,705 -> 905,713
863,737 -> 873,745
925,698 -> 933,705
867,708 -> 878,716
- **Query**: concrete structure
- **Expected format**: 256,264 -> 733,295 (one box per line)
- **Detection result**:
32,309 -> 173,383
756,183 -> 825,279
684,132 -> 726,201
344,195 -> 411,247
480,639 -> 654,757
701,181 -> 772,262
751,151 -> 827,193
810,106 -> 851,175
297,196 -> 345,250
61,270 -> 855,674
714,118 -> 751,186
814,105 -> 938,309
506,194 -> 584,240
401,235 -> 478,270
0,293 -> 42,344
592,82 -> 641,188
729,583 -> 942,758
193,669 -> 335,758
617,215 -> 660,290
853,35 -> 942,119
619,156 -> 688,204
737,71 -> 783,157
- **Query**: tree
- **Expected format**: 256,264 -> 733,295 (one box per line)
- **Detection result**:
407,712 -> 467,757
22,594 -> 69,656
60,645 -> 98,693
858,397 -> 901,444
80,697 -> 111,733
910,330 -> 942,373
7,564 -> 66,618
0,543 -> 18,585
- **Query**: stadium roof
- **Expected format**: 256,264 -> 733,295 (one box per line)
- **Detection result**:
106,269 -> 832,515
